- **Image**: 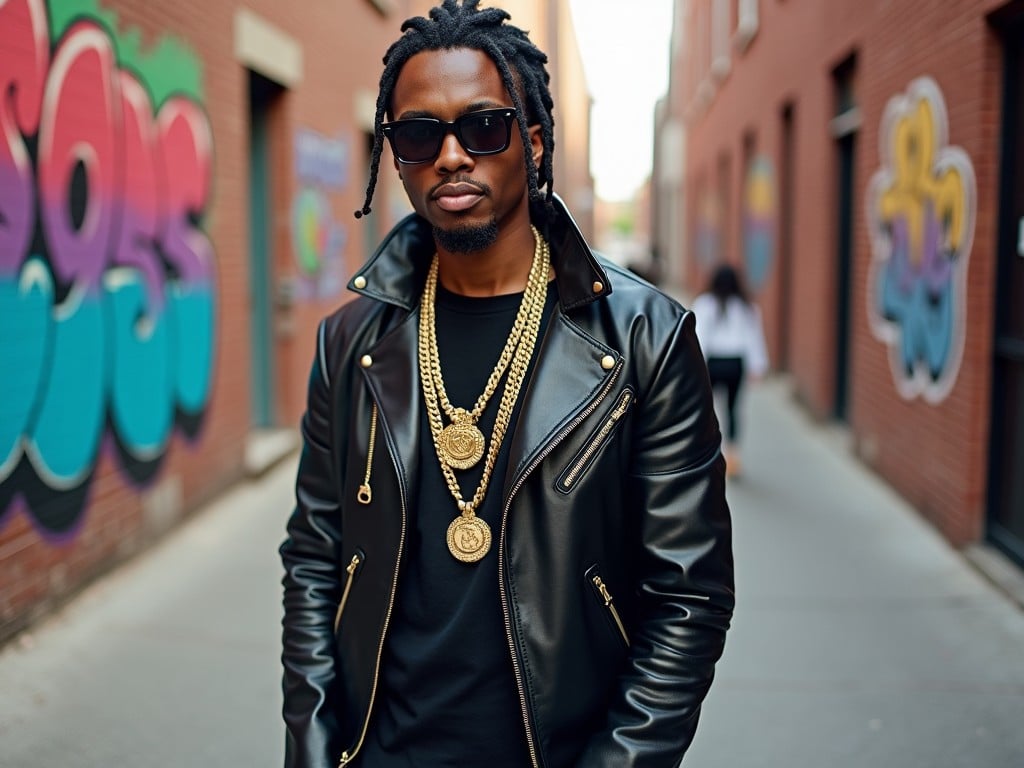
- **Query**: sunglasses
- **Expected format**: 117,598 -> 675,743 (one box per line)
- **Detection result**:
382,108 -> 518,164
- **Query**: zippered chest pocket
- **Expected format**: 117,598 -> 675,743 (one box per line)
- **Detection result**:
334,549 -> 365,634
557,388 -> 634,493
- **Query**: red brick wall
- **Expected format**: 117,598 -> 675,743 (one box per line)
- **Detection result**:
676,0 -> 1013,547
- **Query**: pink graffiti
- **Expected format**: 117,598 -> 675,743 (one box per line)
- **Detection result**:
0,0 -> 48,274
0,0 -> 214,291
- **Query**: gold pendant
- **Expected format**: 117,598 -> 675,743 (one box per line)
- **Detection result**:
437,413 -> 485,470
446,515 -> 492,562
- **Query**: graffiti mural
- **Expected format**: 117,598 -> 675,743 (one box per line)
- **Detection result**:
291,128 -> 347,300
0,0 -> 216,535
743,155 -> 775,293
695,187 -> 722,269
866,77 -> 975,404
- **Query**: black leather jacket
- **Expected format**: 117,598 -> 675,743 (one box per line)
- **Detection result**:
281,199 -> 734,768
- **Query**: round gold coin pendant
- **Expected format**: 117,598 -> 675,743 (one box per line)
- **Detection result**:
437,422 -> 485,470
446,515 -> 492,562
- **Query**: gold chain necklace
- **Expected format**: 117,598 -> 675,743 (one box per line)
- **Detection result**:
418,226 -> 551,562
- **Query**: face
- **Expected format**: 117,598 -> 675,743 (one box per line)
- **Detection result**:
388,47 -> 543,251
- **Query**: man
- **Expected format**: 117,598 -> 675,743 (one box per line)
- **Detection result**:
280,2 -> 734,766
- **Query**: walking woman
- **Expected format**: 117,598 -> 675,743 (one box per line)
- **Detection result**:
692,264 -> 768,478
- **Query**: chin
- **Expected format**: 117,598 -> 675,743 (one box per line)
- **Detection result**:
432,218 -> 499,254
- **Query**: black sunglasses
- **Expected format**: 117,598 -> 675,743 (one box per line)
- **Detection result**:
382,108 -> 518,164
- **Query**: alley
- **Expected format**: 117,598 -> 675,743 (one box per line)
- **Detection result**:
1,378 -> 1023,767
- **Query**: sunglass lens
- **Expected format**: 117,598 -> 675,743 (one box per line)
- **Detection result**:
393,122 -> 442,163
460,112 -> 509,153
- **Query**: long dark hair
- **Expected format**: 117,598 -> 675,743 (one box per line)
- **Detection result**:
706,263 -> 750,316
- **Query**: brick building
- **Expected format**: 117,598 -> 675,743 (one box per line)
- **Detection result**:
655,0 -> 1024,567
0,0 -> 594,641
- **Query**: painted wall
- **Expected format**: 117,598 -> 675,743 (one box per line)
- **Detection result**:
1,0 -> 216,538
0,0 -> 411,642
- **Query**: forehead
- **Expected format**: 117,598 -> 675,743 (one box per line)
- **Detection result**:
391,47 -> 511,118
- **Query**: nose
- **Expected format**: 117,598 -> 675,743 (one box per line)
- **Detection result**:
434,131 -> 474,174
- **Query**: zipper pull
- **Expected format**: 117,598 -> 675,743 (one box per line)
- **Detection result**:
592,575 -> 613,605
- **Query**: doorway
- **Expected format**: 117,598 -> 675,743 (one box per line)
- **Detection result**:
831,57 -> 858,421
247,71 -> 284,428
988,14 -> 1024,566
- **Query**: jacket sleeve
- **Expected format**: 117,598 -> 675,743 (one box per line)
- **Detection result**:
280,320 -> 345,768
577,309 -> 735,767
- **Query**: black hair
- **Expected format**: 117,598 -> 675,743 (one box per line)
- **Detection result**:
354,0 -> 556,225
707,263 -> 750,315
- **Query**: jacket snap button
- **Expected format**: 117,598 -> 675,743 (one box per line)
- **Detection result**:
601,355 -> 615,370
592,281 -> 604,293
360,355 -> 373,368
353,275 -> 367,289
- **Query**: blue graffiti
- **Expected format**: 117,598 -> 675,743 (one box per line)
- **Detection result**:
877,209 -> 953,380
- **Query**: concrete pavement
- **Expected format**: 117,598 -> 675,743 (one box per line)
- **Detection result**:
0,377 -> 1022,766
686,377 -> 1024,767
0,454 -> 294,767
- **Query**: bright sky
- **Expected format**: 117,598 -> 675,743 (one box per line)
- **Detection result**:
568,0 -> 674,202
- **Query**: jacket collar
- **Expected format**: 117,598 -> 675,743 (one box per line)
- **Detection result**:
345,194 -> 611,312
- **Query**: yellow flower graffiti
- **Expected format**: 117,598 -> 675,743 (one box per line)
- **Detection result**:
878,97 -> 968,267
867,77 -> 976,404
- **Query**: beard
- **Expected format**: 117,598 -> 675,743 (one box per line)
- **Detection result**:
432,218 -> 499,253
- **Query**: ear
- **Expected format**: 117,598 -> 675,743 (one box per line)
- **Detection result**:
528,124 -> 543,171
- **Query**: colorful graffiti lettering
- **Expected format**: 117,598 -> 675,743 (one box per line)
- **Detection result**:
0,0 -> 216,535
291,128 -> 347,301
866,77 -> 975,404
743,155 -> 775,292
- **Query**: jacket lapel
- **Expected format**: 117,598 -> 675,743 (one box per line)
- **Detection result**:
361,309 -> 422,501
505,309 -> 618,488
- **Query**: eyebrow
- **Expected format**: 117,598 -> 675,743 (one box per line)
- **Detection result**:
395,100 -> 509,120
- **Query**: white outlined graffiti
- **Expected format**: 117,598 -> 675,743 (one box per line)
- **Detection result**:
865,76 -> 976,404
0,0 -> 216,535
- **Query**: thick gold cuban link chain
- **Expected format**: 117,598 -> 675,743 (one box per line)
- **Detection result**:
418,226 -> 551,562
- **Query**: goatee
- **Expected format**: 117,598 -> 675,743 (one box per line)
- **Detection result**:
433,220 -> 499,253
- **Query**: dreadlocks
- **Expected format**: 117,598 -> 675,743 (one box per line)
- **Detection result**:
354,0 -> 556,225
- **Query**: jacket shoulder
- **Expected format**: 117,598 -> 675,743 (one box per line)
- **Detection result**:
594,255 -> 692,326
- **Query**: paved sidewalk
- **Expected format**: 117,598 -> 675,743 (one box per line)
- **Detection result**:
685,377 -> 1024,767
0,378 -> 1022,766
0,455 -> 295,767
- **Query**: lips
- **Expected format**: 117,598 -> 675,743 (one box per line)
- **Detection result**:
432,182 -> 485,212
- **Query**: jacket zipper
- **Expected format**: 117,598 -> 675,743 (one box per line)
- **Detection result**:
559,389 -> 634,491
499,359 -> 623,768
590,574 -> 629,646
357,403 -> 378,505
339,399 -> 408,766
333,554 -> 362,634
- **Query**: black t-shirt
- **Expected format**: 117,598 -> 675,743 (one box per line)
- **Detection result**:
357,280 -> 557,767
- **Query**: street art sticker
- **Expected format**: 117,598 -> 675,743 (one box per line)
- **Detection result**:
743,155 -> 775,292
866,77 -> 975,404
291,128 -> 347,301
0,0 -> 216,535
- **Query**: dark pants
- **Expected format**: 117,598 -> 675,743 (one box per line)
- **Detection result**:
706,356 -> 744,442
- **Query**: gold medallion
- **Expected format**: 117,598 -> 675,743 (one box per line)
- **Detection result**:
437,421 -> 485,469
446,515 -> 492,562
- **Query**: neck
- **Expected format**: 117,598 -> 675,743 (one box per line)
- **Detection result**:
436,219 -> 537,297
